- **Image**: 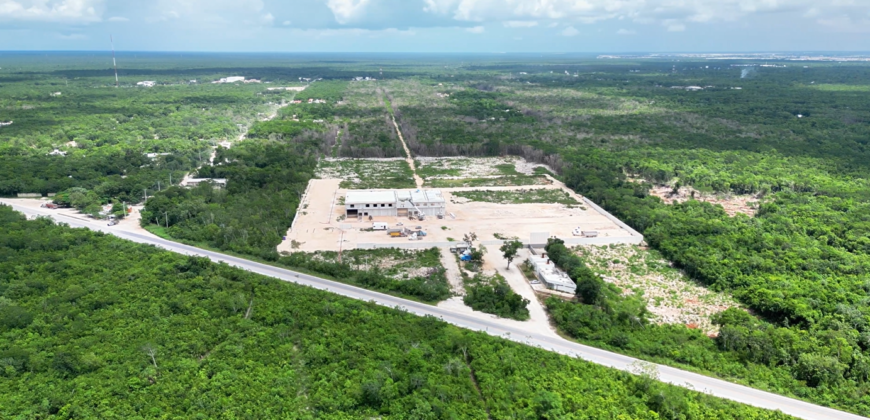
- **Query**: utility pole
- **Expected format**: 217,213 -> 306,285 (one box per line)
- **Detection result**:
169,173 -> 172,185
164,212 -> 169,228
157,180 -> 161,191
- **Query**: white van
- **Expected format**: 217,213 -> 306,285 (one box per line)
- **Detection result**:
372,222 -> 388,230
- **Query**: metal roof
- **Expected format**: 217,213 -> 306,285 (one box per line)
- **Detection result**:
346,189 -> 445,205
530,255 -> 576,289
345,190 -> 397,205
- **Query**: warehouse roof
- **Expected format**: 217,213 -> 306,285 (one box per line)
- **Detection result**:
346,189 -> 445,205
345,190 -> 397,205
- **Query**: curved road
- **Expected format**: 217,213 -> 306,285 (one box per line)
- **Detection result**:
4,202 -> 865,420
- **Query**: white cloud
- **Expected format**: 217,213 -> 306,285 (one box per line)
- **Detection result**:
0,0 -> 104,23
816,15 -> 870,33
291,27 -> 415,39
561,25 -> 579,36
325,0 -> 371,24
616,28 -> 635,35
419,0 -> 868,34
282,20 -> 292,26
503,20 -> 537,27
107,16 -> 128,22
150,0 -> 271,26
547,22 -> 558,27
664,20 -> 685,32
466,25 -> 484,33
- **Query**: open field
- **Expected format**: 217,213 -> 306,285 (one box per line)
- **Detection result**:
278,178 -> 638,253
316,158 -> 416,189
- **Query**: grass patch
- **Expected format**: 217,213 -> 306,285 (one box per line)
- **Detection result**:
427,175 -> 549,188
452,188 -> 579,205
279,247 -> 450,303
317,158 -> 416,189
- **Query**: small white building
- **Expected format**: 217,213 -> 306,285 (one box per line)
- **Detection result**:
529,255 -> 576,294
215,76 -> 245,84
181,178 -> 227,188
345,189 -> 446,218
137,81 -> 156,87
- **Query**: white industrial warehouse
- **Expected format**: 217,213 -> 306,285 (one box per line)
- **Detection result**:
345,189 -> 446,218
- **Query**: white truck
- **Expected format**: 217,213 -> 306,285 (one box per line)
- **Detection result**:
372,222 -> 388,231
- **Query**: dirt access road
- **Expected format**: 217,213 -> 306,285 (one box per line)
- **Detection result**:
387,110 -> 423,188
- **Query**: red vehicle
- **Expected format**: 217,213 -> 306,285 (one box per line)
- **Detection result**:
41,203 -> 58,209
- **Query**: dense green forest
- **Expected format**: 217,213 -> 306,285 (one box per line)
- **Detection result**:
0,206 -> 796,419
140,137 -> 328,257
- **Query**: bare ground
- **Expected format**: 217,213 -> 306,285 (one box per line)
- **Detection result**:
646,184 -> 760,217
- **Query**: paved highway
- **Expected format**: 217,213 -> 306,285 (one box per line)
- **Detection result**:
4,202 -> 866,420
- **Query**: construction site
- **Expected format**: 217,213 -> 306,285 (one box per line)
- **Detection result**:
277,174 -> 641,254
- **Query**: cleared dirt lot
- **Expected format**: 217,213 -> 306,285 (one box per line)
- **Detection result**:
278,179 -> 637,253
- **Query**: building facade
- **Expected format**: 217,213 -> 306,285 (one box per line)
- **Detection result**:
345,189 -> 446,218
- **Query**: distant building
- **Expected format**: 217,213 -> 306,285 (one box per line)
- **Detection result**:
181,178 -> 227,188
529,254 -> 576,294
0,121 -> 12,127
48,149 -> 67,156
685,86 -> 704,91
214,76 -> 245,84
137,81 -> 157,87
345,189 -> 446,218
50,92 -> 62,97
145,152 -> 171,159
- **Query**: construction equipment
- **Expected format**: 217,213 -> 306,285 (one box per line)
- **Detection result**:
409,201 -> 426,221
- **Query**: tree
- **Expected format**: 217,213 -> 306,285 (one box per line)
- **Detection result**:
462,232 -> 478,249
574,268 -> 604,305
500,240 -> 523,269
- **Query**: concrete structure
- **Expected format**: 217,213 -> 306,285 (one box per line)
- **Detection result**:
529,254 -> 576,294
345,189 -> 446,218
215,76 -> 245,84
529,232 -> 551,248
181,178 -> 227,188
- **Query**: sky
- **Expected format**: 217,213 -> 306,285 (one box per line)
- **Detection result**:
0,0 -> 868,52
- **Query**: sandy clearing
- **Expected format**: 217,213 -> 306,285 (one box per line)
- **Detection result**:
277,179 -> 635,253
440,248 -> 465,296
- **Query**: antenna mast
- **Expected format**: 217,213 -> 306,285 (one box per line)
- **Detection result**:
110,35 -> 119,87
